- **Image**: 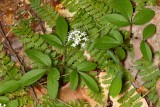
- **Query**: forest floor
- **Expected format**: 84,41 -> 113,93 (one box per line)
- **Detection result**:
1,0 -> 160,107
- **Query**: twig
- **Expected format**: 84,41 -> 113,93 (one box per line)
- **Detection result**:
30,85 -> 39,103
0,6 -> 32,43
37,15 -> 46,34
0,21 -> 26,74
0,21 -> 39,104
29,8 -> 46,34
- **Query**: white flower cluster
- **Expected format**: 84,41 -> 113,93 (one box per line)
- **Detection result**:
0,103 -> 6,107
68,29 -> 88,48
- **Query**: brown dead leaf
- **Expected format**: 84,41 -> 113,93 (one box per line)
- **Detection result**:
156,80 -> 160,98
58,84 -> 100,106
58,84 -> 88,102
137,86 -> 148,94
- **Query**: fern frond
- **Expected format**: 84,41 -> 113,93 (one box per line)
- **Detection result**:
6,89 -> 33,106
42,95 -> 91,107
86,72 -> 111,106
105,81 -> 148,107
135,58 -> 160,106
0,44 -> 33,106
64,0 -> 119,70
135,0 -> 157,10
99,68 -> 148,107
62,0 -> 80,12
0,44 -> 21,80
66,48 -> 86,67
12,20 -> 58,67
68,0 -> 115,39
29,0 -> 58,28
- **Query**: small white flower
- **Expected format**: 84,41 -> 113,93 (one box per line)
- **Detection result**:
68,35 -> 72,41
71,43 -> 76,47
68,29 -> 88,48
81,43 -> 86,48
0,103 -> 6,107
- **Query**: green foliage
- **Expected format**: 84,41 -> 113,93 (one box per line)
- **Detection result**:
7,0 -> 158,106
115,47 -> 126,60
143,24 -> 156,40
79,72 -> 99,93
12,20 -> 59,67
135,58 -> 160,106
0,80 -> 20,95
42,95 -> 91,107
107,50 -> 120,64
112,0 -> 133,20
140,23 -> 156,62
94,34 -> 123,49
12,20 -> 43,50
132,8 -> 155,25
6,89 -> 33,106
117,82 -> 144,107
0,44 -> 33,106
56,16 -> 68,44
134,0 -> 157,10
77,62 -> 97,72
47,68 -> 60,99
69,71 -> 79,90
104,2 -> 156,99
0,96 -> 9,103
68,0 -> 115,36
140,41 -> 152,62
29,0 -> 58,28
0,45 -> 21,80
41,34 -> 63,50
62,0 -> 79,12
7,99 -> 19,107
19,69 -> 47,87
87,88 -> 106,105
109,71 -> 123,97
106,1 -> 155,26
25,49 -> 52,67
104,14 -> 130,27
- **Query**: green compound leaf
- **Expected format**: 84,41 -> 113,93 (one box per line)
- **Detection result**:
19,69 -> 47,87
113,0 -> 133,20
140,41 -> 152,62
79,72 -> 99,93
56,16 -> 68,44
25,49 -> 52,67
133,8 -> 155,25
70,71 -> 79,90
94,36 -> 122,49
109,71 -> 123,98
47,68 -> 60,99
41,34 -> 63,49
77,62 -> 97,72
104,14 -> 130,27
7,99 -> 19,107
0,80 -> 20,95
143,24 -> 156,40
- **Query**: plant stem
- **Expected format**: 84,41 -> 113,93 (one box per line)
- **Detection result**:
62,46 -> 66,75
129,24 -> 133,39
